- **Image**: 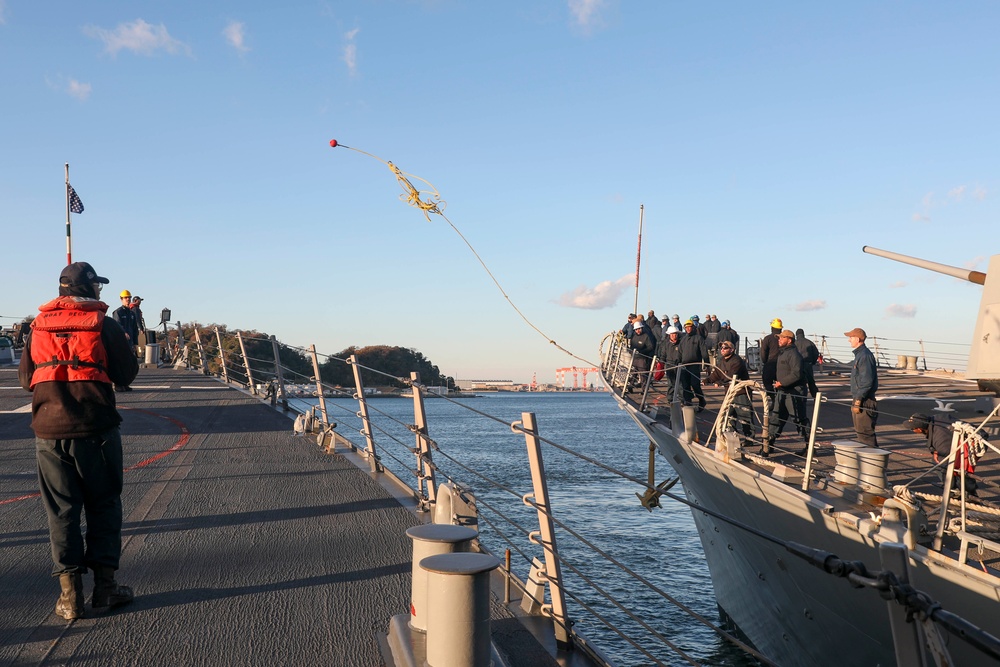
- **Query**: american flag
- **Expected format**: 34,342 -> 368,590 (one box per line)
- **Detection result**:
68,184 -> 84,214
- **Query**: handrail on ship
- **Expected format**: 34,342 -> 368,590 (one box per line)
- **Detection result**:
165,324 -> 779,666
599,329 -> 1000,664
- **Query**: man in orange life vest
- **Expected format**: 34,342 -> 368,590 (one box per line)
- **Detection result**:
18,262 -> 138,620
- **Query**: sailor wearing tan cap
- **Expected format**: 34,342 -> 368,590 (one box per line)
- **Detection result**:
846,327 -> 879,446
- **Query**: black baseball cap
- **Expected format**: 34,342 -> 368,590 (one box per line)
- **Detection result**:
60,262 -> 109,287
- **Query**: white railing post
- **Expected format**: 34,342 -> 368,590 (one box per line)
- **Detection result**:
214,327 -> 229,384
269,336 -> 289,411
880,543 -> 931,667
516,411 -> 572,650
309,345 -> 329,426
933,428 -> 964,551
410,372 -> 437,512
801,391 -> 824,491
193,328 -> 208,375
349,354 -> 381,472
236,332 -> 256,394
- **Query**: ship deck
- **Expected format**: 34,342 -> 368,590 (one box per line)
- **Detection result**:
0,366 -> 565,667
621,362 -> 1000,568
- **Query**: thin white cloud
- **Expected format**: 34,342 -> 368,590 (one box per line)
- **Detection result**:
914,183 -> 988,221
223,21 -> 249,53
888,281 -> 907,289
67,79 -> 92,101
793,299 -> 826,312
885,303 -> 917,319
84,19 -> 191,57
343,28 -> 360,77
964,256 -> 986,271
0,1 -> 7,25
558,274 -> 633,309
568,0 -> 607,28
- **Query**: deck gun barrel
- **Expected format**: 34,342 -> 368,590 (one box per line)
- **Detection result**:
864,245 -> 1000,391
862,246 -> 987,285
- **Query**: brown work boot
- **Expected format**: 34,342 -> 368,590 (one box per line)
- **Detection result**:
91,565 -> 134,610
55,573 -> 85,620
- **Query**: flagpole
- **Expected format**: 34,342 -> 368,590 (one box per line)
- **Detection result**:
65,163 -> 72,265
633,204 -> 644,315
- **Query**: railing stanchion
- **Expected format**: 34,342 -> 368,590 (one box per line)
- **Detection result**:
612,337 -> 625,390
309,344 -> 329,426
193,327 -> 208,375
517,411 -> 572,650
270,335 -> 289,411
802,391 -> 823,492
410,372 -> 437,512
237,332 -> 256,394
350,354 -> 381,472
214,327 -> 229,384
880,543 -> 931,667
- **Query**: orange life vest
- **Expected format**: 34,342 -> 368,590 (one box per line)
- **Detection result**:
30,296 -> 112,387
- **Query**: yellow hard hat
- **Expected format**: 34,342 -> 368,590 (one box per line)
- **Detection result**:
120,290 -> 132,298
770,318 -> 783,329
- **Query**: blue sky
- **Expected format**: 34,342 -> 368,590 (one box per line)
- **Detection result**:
1,2 -> 997,383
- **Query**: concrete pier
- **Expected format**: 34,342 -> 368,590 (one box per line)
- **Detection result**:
0,366 -> 561,667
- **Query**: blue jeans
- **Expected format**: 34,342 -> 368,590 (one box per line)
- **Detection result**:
36,428 -> 124,575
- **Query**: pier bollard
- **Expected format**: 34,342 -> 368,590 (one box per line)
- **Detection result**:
421,552 -> 500,667
856,447 -> 891,493
144,343 -> 160,367
405,524 -> 478,633
832,440 -> 866,485
905,355 -> 918,370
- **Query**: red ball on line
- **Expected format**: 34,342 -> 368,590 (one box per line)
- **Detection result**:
329,139 -> 338,148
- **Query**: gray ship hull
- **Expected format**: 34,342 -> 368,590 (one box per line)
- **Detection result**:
616,397 -> 1000,666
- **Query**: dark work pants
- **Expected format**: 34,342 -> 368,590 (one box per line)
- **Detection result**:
728,393 -> 754,445
768,385 -> 809,442
803,363 -> 818,397
680,366 -> 705,406
36,428 -> 124,575
852,397 -> 878,446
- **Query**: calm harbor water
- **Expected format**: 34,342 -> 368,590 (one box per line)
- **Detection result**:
300,392 -> 756,667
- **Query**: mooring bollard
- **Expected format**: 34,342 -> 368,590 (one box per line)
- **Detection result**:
421,552 -> 500,667
405,524 -> 478,633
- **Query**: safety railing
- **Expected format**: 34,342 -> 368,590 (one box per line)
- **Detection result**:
167,323 -> 1000,665
173,324 -> 786,665
602,327 -> 1000,568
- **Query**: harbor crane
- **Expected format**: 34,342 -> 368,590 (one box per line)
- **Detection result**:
555,366 -> 601,390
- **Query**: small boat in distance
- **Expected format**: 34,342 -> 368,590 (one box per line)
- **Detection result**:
601,247 -> 1000,665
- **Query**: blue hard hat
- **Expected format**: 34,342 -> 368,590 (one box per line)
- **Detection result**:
691,315 -> 699,321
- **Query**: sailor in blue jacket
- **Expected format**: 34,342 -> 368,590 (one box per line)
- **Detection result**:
846,327 -> 878,445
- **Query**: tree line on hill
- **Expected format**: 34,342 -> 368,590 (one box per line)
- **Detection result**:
179,324 -> 453,390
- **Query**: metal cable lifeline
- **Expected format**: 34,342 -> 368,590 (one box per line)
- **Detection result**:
602,340 -> 1000,661
328,140 -> 596,369
189,325 -> 1000,664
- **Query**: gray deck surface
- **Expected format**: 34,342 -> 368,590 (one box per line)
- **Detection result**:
0,366 -> 422,666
